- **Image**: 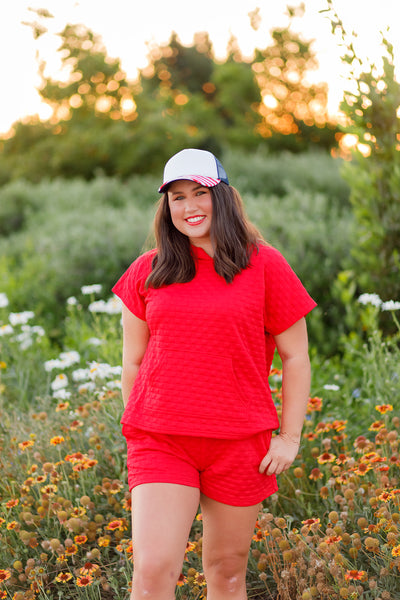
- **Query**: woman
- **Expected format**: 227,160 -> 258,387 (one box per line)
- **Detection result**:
112,148 -> 316,600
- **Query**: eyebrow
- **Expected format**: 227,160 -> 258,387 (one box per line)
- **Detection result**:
169,184 -> 204,196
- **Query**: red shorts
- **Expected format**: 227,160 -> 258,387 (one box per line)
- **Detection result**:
122,425 -> 278,507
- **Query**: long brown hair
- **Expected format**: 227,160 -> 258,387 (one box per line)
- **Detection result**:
146,182 -> 265,287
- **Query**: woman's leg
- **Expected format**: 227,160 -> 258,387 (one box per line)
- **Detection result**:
200,494 -> 260,600
130,483 -> 200,600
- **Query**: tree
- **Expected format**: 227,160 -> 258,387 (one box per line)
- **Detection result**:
0,7 -> 337,184
325,1 -> 400,313
141,31 -> 214,96
138,31 -> 262,151
252,4 -> 337,150
36,21 -> 137,123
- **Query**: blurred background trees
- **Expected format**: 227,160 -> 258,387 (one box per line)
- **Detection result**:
0,6 -> 339,184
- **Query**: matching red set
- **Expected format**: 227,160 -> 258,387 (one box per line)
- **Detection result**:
112,243 -> 316,504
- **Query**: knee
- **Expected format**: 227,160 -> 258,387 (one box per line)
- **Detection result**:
132,552 -> 180,597
203,553 -> 247,593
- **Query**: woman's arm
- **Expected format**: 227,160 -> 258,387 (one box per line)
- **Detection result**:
259,317 -> 311,476
121,304 -> 150,407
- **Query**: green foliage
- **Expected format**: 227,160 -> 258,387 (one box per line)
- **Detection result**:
142,31 -> 215,95
325,1 -> 400,307
0,150 -> 351,354
224,147 -> 350,204
0,15 -> 339,184
0,176 -> 155,335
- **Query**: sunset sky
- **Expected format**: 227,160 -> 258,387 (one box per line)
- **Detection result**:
1,0 -> 399,135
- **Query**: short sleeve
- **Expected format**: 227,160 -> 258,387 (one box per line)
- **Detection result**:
262,246 -> 317,336
111,251 -> 155,321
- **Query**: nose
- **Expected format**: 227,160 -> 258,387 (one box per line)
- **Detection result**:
184,194 -> 199,213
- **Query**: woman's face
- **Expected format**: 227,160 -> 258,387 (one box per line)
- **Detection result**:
167,179 -> 214,255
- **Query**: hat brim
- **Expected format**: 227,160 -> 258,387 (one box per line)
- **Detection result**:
158,175 -> 221,193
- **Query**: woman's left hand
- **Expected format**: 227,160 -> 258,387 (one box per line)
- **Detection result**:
258,433 -> 300,476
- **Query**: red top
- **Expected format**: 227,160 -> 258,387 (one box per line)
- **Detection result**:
112,243 -> 317,438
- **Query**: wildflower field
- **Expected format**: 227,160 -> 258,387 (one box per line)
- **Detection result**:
0,287 -> 400,600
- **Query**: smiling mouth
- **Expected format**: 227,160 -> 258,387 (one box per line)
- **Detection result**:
185,216 -> 206,224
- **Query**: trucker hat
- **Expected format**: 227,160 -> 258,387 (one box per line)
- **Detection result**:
158,148 -> 229,193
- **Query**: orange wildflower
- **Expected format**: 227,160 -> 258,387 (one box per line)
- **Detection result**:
331,420 -> 347,431
353,463 -> 372,476
345,570 -> 367,581
392,544 -> 400,557
185,541 -> 196,554
375,404 -> 393,414
376,464 -> 389,472
65,452 -> 84,463
56,402 -> 70,412
18,440 -> 35,451
252,529 -> 265,541
378,491 -> 393,503
369,420 -> 384,432
301,518 -> 320,527
105,518 -> 128,532
269,368 -> 282,377
64,544 -> 78,556
122,497 -> 132,511
0,591 -> 6,599
74,535 -> 88,545
41,484 -> 58,496
326,535 -> 342,544
315,422 -> 331,433
360,451 -> 381,463
336,454 -> 349,465
56,555 -> 68,563
317,452 -> 336,464
98,536 -> 111,547
309,468 -> 323,481
5,498 -> 19,509
71,507 -> 86,517
6,521 -> 18,530
55,572 -> 73,583
320,486 -> 329,499
79,562 -> 99,576
0,570 -> 11,582
50,436 -> 65,446
307,397 -> 323,412
109,481 -> 124,494
72,458 -> 98,471
76,575 -> 93,587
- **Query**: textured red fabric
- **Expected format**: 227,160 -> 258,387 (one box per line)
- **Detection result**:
112,243 -> 316,438
122,424 -> 278,506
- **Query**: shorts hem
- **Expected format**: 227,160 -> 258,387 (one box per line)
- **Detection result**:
128,476 -> 200,493
199,481 -> 279,507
